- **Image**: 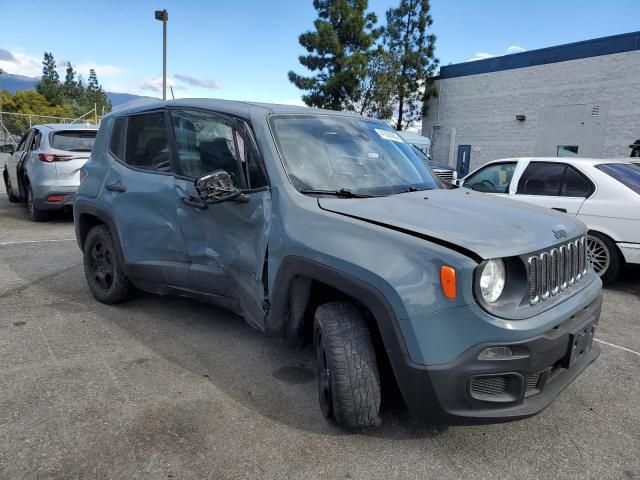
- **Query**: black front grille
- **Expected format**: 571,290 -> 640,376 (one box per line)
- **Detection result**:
470,376 -> 507,396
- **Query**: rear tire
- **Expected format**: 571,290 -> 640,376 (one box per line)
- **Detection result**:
83,225 -> 133,304
314,302 -> 381,430
26,184 -> 48,222
3,170 -> 20,203
587,231 -> 622,284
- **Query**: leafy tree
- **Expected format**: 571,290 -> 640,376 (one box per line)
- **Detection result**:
353,47 -> 398,119
288,0 -> 381,110
1,90 -> 71,135
384,0 -> 438,130
35,52 -> 63,106
63,62 -> 81,102
84,69 -> 112,115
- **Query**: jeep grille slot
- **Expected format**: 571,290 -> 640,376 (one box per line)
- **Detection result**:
528,236 -> 587,305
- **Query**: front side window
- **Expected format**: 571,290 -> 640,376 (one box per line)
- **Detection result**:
16,131 -> 31,152
596,163 -> 640,195
631,148 -> 640,158
269,115 -> 439,195
464,162 -> 516,193
170,109 -> 243,186
124,112 -> 171,172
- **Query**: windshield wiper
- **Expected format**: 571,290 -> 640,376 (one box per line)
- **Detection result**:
394,186 -> 434,195
300,188 -> 375,198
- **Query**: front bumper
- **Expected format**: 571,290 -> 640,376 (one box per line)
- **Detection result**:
33,191 -> 76,211
391,289 -> 602,424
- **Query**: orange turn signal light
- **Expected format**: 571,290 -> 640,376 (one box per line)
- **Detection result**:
440,266 -> 457,300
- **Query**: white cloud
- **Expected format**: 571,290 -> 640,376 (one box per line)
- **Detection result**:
468,44 -> 526,62
467,52 -> 495,62
174,73 -> 220,89
0,49 -> 42,77
506,45 -> 526,54
74,62 -> 126,78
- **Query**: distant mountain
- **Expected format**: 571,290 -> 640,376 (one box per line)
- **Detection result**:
0,72 -> 154,106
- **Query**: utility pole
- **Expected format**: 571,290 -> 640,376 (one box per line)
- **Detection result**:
154,9 -> 169,101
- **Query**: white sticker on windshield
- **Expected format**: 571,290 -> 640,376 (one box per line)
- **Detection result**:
374,128 -> 403,142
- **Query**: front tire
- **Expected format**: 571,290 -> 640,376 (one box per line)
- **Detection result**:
26,184 -> 48,222
83,225 -> 133,304
587,232 -> 622,284
314,302 -> 381,430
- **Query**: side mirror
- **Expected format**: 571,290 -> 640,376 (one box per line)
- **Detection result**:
451,178 -> 463,188
0,144 -> 15,155
195,170 -> 243,204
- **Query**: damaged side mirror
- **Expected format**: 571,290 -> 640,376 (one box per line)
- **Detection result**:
195,170 -> 247,204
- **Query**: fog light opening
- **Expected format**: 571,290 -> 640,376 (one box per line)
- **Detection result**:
478,346 -> 513,360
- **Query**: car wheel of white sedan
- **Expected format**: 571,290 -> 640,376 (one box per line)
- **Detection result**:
587,232 -> 622,284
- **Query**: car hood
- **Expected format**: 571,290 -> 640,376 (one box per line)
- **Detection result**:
318,189 -> 586,260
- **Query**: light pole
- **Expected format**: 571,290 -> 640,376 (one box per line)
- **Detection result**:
154,9 -> 168,101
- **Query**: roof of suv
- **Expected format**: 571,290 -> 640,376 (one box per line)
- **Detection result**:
489,157 -> 633,167
33,124 -> 99,131
107,98 -> 377,121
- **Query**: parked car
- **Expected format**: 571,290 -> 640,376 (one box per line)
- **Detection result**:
75,100 -> 601,430
630,139 -> 640,158
409,144 -> 457,185
2,124 -> 98,221
458,157 -> 640,283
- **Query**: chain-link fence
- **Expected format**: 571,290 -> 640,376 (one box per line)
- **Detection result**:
0,108 -> 99,145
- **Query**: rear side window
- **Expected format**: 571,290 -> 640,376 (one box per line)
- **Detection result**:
517,162 -> 593,197
51,131 -> 97,152
596,163 -> 640,195
109,117 -> 126,160
123,112 -> 171,172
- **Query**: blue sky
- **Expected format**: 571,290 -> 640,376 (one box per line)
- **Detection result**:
1,0 -> 638,104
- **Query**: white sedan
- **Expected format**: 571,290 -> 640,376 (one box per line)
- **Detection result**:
459,157 -> 640,283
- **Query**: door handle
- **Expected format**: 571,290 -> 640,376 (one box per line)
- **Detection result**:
552,207 -> 567,213
105,182 -> 126,193
181,196 -> 208,210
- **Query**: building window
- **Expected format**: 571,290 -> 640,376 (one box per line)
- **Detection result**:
557,145 -> 579,157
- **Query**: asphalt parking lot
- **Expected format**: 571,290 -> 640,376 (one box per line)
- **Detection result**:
0,188 -> 638,480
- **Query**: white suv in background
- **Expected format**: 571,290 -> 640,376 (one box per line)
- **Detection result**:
459,157 -> 640,283
2,124 -> 98,221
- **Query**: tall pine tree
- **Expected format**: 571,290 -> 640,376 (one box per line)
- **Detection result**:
63,62 -> 80,102
288,0 -> 381,110
85,69 -> 112,115
384,0 -> 437,130
36,52 -> 63,106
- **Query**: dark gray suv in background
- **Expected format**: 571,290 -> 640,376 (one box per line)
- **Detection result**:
74,99 -> 601,430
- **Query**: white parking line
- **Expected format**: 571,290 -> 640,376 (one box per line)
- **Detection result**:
595,339 -> 640,357
0,239 -> 76,246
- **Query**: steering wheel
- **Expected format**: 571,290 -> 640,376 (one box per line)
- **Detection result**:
477,179 -> 497,191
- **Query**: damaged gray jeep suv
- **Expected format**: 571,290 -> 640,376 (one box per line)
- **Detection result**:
74,100 -> 602,430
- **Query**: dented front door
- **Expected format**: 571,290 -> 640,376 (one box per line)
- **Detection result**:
169,108 -> 271,330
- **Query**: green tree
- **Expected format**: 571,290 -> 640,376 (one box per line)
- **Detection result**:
384,0 -> 438,130
35,52 -> 63,106
63,62 -> 81,102
288,0 -> 381,110
84,69 -> 112,115
353,47 -> 398,119
1,90 -> 71,136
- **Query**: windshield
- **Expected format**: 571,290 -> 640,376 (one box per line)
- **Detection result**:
269,115 -> 440,195
596,162 -> 640,195
51,130 -> 97,152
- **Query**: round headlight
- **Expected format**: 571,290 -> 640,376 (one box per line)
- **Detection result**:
479,259 -> 506,303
